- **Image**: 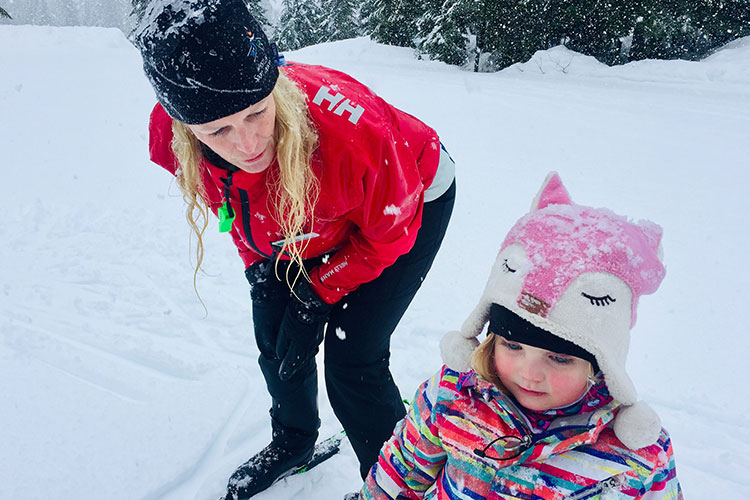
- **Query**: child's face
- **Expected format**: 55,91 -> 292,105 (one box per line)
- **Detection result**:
493,337 -> 591,411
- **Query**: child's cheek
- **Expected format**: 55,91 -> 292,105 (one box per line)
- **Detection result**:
547,373 -> 567,392
494,355 -> 515,384
547,372 -> 586,404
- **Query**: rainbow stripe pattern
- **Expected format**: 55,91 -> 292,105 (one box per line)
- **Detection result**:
362,366 -> 682,500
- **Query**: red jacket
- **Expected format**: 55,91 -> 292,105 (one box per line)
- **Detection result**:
148,63 -> 441,304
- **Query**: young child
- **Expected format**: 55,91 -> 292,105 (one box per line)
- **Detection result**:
360,172 -> 683,499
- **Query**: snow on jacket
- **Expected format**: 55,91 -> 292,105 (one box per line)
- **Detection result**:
148,62 -> 441,304
363,366 -> 683,500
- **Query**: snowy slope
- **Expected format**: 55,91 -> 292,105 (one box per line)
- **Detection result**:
1,26 -> 749,499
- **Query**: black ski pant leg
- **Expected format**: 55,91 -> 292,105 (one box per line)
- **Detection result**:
253,297 -> 320,455
323,181 -> 455,478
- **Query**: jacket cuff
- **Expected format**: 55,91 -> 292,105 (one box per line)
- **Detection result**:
308,272 -> 347,305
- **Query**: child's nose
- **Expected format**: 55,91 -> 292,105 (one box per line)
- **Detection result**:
520,359 -> 545,382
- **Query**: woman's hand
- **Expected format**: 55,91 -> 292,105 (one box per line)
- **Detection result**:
275,279 -> 332,381
246,261 -> 289,359
246,261 -> 288,302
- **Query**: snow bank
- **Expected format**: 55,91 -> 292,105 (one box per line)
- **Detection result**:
503,36 -> 750,87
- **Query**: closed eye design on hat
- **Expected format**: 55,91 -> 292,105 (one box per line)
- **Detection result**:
581,292 -> 617,306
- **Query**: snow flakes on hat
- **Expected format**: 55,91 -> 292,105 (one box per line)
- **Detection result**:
440,171 -> 666,449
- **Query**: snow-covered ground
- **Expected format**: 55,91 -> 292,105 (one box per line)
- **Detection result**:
2,25 -> 749,499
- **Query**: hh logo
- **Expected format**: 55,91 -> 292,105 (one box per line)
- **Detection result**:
312,86 -> 365,125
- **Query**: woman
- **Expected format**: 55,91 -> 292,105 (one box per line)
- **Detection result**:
133,0 -> 455,498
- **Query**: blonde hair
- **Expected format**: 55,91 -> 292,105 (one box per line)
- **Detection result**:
171,72 -> 319,294
470,334 -> 505,390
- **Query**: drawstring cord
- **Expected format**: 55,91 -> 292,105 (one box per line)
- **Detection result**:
473,434 -> 532,461
473,423 -> 592,461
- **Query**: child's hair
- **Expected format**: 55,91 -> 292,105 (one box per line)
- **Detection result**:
170,72 -> 319,294
470,334 -> 504,389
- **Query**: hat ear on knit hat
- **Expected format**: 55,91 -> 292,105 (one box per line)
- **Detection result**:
441,172 -> 666,449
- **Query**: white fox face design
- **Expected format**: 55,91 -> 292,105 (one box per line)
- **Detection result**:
485,243 -> 634,363
499,176 -> 664,329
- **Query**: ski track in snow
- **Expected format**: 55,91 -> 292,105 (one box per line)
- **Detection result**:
147,371 -> 258,499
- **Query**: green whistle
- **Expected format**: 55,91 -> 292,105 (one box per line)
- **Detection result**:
218,202 -> 235,233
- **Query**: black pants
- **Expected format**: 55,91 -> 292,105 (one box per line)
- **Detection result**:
255,181 -> 455,478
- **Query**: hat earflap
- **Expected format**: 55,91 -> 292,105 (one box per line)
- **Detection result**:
439,331 -> 479,373
613,401 -> 662,449
440,301 -> 490,372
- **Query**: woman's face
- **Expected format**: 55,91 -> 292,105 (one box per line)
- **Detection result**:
493,336 -> 591,411
187,94 -> 276,174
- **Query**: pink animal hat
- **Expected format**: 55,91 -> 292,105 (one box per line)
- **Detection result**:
441,172 -> 666,449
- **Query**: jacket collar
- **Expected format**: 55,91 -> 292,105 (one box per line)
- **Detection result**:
200,145 -> 269,192
200,143 -> 240,172
455,370 -> 620,463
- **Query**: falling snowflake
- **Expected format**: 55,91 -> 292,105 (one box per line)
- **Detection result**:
384,205 -> 402,216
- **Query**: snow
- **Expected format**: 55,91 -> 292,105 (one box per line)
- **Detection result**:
132,0 -> 209,42
383,204 -> 402,216
2,26 -> 750,499
335,327 -> 346,341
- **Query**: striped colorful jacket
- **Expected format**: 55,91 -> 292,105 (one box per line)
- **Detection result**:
362,366 -> 682,500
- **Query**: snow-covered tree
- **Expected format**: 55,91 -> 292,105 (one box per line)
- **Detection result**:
362,0 -> 423,47
415,0 -> 750,71
545,0 -> 640,65
320,0 -> 359,42
444,0 -> 517,71
630,0 -> 750,62
243,0 -> 270,30
276,0 -> 324,51
131,0 -> 270,29
130,0 -> 147,21
2,0 -> 129,27
417,0 -> 467,66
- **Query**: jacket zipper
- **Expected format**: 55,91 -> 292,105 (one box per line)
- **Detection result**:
234,185 -> 319,261
237,187 -> 273,259
566,473 -> 622,500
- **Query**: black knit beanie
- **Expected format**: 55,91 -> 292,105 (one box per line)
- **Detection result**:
489,303 -> 600,372
132,0 -> 279,124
